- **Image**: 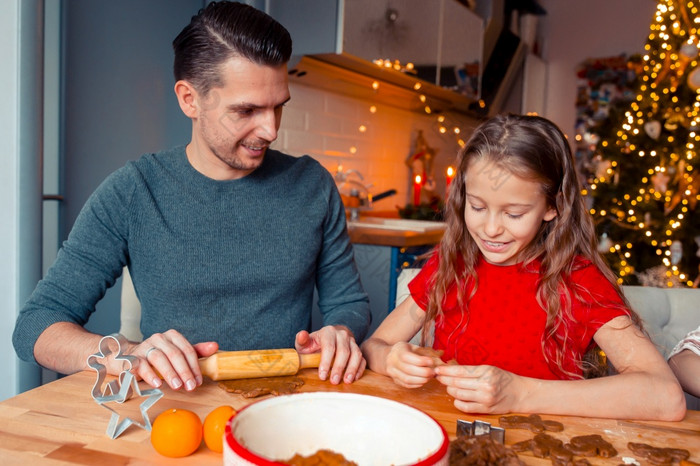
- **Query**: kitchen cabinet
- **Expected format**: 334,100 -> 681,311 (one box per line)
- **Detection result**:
267,0 -> 483,80
264,0 -> 483,114
342,0 -> 482,88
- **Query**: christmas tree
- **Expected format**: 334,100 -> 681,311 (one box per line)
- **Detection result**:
582,0 -> 700,287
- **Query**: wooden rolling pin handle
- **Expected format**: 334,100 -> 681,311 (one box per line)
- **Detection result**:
299,352 -> 322,369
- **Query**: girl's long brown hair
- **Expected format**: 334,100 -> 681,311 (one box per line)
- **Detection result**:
422,114 -> 642,378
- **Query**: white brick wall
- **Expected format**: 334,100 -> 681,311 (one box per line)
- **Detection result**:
273,80 -> 477,212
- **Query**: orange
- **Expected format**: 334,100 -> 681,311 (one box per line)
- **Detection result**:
203,405 -> 236,453
150,408 -> 203,458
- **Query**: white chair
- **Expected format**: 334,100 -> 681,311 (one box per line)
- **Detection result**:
119,267 -> 143,342
395,268 -> 426,346
621,285 -> 700,359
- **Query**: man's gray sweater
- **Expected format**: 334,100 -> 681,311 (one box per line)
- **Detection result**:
14,146 -> 370,364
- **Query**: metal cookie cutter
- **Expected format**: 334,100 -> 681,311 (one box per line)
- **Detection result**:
87,333 -> 163,439
457,419 -> 505,443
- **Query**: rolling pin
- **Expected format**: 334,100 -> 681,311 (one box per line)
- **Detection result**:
198,348 -> 322,381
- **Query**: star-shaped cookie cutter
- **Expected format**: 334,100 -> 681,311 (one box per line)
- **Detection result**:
87,333 -> 163,439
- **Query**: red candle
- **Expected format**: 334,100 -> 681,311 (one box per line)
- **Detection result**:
413,175 -> 422,206
446,166 -> 455,199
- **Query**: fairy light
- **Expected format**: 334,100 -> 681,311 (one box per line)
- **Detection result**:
366,57 -> 480,161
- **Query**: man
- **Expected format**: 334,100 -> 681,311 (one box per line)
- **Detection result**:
13,1 -> 370,392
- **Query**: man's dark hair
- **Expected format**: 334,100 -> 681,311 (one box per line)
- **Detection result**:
173,1 -> 292,95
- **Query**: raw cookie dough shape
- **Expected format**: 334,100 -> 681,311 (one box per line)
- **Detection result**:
499,414 -> 565,433
218,375 -> 304,398
282,449 -> 358,466
512,433 -> 617,463
568,434 -> 617,458
628,442 -> 690,465
449,435 -> 525,465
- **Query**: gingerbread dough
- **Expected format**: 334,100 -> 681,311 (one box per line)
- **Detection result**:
413,346 -> 460,366
282,449 -> 358,466
218,375 -> 304,398
569,434 -> 617,458
512,432 -> 564,458
449,435 -> 525,465
413,347 -> 446,366
628,442 -> 690,465
512,432 -> 617,463
499,414 -> 565,433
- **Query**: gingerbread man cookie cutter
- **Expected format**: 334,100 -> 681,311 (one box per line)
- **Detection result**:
87,333 -> 163,439
457,419 -> 505,443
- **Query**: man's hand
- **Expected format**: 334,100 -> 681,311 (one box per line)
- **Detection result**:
295,325 -> 365,385
131,329 -> 218,392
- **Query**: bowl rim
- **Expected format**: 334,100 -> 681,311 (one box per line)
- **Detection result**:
224,391 -> 449,465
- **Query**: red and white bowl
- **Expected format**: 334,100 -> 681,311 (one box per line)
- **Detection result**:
224,392 -> 449,465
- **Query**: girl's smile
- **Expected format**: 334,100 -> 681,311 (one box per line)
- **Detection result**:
480,239 -> 511,253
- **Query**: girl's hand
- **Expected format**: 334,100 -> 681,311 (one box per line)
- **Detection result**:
435,364 -> 523,413
386,342 -> 441,388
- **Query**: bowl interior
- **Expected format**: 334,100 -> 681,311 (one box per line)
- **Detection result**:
227,392 -> 448,465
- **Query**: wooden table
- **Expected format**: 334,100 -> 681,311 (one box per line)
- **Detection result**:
0,369 -> 698,464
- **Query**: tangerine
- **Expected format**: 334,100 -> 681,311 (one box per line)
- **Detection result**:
150,408 -> 203,458
203,405 -> 236,453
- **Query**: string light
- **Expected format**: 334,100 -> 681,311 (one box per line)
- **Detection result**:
360,56 -> 476,169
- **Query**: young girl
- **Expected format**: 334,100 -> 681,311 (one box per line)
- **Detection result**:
361,114 -> 686,421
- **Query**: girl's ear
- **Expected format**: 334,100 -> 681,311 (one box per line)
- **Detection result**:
544,206 -> 558,222
174,80 -> 198,119
545,192 -> 561,222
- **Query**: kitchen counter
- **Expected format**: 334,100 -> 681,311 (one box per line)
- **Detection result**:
348,223 -> 445,247
1,369 -> 698,464
346,213 -> 445,247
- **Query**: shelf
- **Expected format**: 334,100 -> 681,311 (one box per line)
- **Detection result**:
289,53 -> 478,116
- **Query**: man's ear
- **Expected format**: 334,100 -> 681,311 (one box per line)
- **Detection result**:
174,80 -> 198,119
